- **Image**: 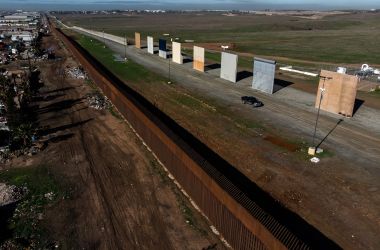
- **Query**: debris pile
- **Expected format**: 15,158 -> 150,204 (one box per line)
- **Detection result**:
85,92 -> 111,110
0,183 -> 25,206
66,67 -> 87,79
0,142 -> 45,164
356,64 -> 380,79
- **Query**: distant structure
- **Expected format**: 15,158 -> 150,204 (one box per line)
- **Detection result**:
147,36 -> 154,54
193,46 -> 205,72
0,12 -> 40,31
135,32 -> 141,49
252,57 -> 276,94
11,32 -> 35,42
316,70 -> 358,117
159,39 -> 167,58
337,67 -> 347,74
172,42 -> 183,64
220,52 -> 238,83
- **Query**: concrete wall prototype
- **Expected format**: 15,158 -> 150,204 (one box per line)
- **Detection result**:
220,52 -> 238,83
135,32 -> 141,49
147,36 -> 154,54
172,42 -> 183,64
193,46 -> 205,72
316,70 -> 358,117
252,57 -> 276,94
159,39 -> 167,59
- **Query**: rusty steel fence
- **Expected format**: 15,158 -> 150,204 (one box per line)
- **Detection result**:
53,24 -> 341,250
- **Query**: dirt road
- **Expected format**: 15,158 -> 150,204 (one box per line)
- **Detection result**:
5,32 -> 223,249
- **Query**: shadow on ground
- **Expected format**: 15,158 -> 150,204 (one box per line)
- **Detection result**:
237,71 -> 253,82
37,98 -> 84,115
273,79 -> 294,93
352,99 -> 365,116
205,63 -> 220,71
41,87 -> 75,95
39,118 -> 92,136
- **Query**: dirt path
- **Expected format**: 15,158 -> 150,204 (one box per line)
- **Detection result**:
5,33 -> 223,249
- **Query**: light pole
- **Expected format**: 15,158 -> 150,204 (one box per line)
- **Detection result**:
102,30 -> 105,48
168,38 -> 173,84
124,33 -> 127,61
310,75 -> 331,155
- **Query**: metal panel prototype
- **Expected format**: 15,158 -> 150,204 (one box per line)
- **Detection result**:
220,52 -> 238,83
172,42 -> 183,64
147,36 -> 154,54
135,32 -> 141,49
193,46 -> 205,72
159,39 -> 167,58
316,70 -> 358,117
252,57 -> 276,94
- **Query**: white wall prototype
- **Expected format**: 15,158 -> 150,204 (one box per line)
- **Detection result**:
172,42 -> 183,64
220,52 -> 238,83
147,36 -> 154,54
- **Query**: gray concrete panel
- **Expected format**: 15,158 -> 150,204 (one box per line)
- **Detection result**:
252,57 -> 276,94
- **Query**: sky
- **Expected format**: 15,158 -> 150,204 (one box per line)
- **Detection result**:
1,0 -> 380,11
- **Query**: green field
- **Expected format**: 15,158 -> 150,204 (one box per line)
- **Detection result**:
57,12 -> 380,64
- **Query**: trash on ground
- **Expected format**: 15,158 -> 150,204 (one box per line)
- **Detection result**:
316,148 -> 324,154
310,157 -> 320,163
66,67 -> 87,79
85,92 -> 111,110
0,183 -> 25,206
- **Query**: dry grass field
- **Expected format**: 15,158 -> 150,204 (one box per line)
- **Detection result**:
57,11 -> 380,65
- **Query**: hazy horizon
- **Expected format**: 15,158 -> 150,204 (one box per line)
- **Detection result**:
1,0 -> 379,11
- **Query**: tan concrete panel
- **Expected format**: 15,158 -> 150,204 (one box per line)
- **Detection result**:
135,32 -> 141,49
316,70 -> 358,117
193,61 -> 205,72
193,46 -> 205,72
172,41 -> 183,64
340,76 -> 358,116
